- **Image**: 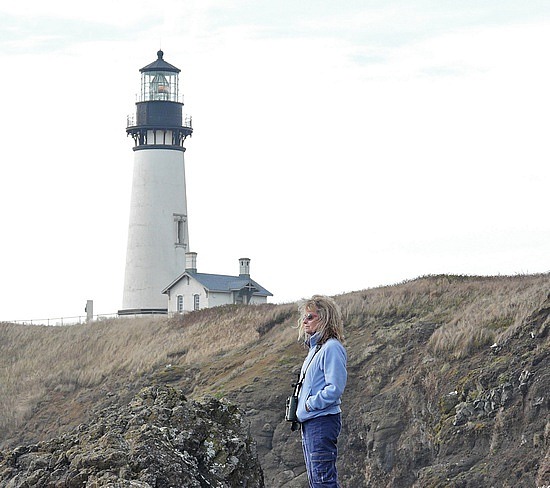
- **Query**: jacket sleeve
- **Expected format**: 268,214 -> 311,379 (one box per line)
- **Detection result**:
306,341 -> 347,411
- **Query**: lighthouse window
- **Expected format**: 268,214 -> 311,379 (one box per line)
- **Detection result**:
174,214 -> 187,247
177,295 -> 184,313
141,70 -> 178,102
177,221 -> 184,244
193,294 -> 200,311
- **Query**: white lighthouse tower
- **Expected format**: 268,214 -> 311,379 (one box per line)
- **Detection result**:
119,50 -> 193,316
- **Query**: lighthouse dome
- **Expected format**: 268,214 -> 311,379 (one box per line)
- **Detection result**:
140,50 -> 180,74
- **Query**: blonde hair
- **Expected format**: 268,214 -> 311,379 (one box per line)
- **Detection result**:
297,295 -> 344,345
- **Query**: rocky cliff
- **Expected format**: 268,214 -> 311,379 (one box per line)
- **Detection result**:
1,274 -> 549,487
192,276 -> 550,487
0,386 -> 264,487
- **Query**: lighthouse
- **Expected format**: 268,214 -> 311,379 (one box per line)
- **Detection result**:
119,50 -> 193,316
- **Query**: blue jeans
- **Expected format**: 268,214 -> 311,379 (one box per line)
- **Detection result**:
301,413 -> 341,487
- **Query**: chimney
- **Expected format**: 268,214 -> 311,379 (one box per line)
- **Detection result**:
186,252 -> 197,273
239,257 -> 250,277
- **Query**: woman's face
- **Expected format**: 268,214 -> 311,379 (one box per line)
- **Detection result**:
303,309 -> 320,336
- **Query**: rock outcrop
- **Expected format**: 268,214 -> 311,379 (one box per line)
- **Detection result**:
0,386 -> 264,487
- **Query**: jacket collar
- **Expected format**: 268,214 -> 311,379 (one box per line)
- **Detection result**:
307,331 -> 321,349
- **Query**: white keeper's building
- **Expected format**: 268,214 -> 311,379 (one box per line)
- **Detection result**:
162,253 -> 272,314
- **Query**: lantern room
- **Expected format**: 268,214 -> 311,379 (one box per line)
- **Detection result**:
139,50 -> 180,102
127,50 -> 192,148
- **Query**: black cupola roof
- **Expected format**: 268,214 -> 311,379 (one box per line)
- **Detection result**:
140,50 -> 180,74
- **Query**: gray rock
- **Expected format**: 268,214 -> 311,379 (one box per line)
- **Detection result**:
0,386 -> 264,487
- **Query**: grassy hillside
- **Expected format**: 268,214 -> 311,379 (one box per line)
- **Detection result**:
1,273 -> 549,486
0,303 -> 292,436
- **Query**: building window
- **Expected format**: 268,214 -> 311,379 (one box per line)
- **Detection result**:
177,295 -> 184,313
174,214 -> 187,248
193,294 -> 200,311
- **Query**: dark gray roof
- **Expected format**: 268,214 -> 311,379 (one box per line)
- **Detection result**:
140,50 -> 180,73
163,272 -> 273,297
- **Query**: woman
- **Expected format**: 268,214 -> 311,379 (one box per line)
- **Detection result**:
296,295 -> 347,487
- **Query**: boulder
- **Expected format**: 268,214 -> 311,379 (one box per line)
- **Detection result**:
0,386 -> 264,487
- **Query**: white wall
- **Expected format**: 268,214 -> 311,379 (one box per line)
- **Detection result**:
122,148 -> 189,310
249,295 -> 267,305
208,291 -> 232,308
167,275 -> 207,313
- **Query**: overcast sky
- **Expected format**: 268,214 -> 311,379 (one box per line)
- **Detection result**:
1,1 -> 550,322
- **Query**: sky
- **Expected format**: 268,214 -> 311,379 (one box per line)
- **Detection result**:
1,1 -> 550,322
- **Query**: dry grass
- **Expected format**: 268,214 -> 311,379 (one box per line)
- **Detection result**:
0,303 -> 290,433
423,274 -> 549,358
1,273 -> 548,436
337,273 -> 550,359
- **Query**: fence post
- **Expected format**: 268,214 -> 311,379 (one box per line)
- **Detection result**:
86,300 -> 94,323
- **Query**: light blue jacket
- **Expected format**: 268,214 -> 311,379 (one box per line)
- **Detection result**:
296,332 -> 347,422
